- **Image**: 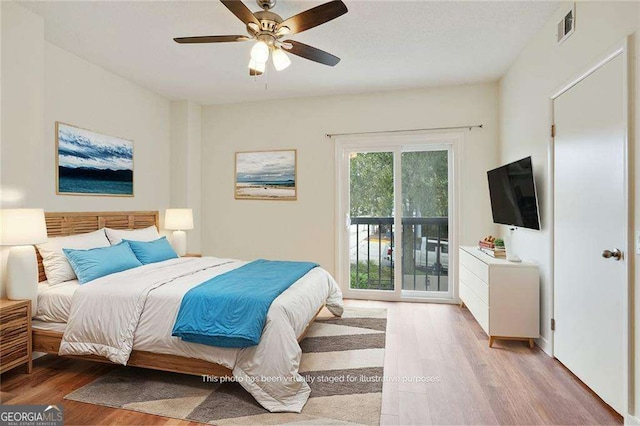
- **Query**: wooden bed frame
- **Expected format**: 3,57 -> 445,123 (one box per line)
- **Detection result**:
33,211 -> 322,377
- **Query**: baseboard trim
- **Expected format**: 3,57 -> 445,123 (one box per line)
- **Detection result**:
624,414 -> 640,425
535,335 -> 552,356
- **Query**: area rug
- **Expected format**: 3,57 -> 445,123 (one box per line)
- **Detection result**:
65,307 -> 387,425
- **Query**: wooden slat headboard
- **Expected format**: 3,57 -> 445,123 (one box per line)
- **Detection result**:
37,211 -> 159,282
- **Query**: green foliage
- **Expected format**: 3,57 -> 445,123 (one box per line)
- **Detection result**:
401,151 -> 448,217
349,151 -> 448,218
350,152 -> 394,217
350,261 -> 393,290
350,268 -> 370,289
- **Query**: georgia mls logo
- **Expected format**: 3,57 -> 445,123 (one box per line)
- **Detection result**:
0,404 -> 64,426
44,405 -> 62,415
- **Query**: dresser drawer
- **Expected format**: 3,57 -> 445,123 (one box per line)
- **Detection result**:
460,265 -> 489,304
460,281 -> 489,334
459,248 -> 489,283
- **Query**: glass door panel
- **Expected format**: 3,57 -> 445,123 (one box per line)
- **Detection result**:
339,140 -> 455,302
400,150 -> 450,295
349,151 -> 394,291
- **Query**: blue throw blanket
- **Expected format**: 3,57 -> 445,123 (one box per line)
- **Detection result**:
172,259 -> 318,348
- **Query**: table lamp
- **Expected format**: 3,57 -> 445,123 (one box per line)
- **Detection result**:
165,209 -> 193,256
0,209 -> 47,316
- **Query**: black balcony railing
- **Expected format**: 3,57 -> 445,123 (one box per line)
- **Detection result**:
349,216 -> 449,292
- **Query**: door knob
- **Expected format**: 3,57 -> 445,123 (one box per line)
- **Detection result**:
602,249 -> 622,261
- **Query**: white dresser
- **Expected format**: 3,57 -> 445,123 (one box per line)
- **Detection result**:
458,246 -> 540,348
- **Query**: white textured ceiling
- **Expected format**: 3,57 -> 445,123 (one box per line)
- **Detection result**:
20,0 -> 560,105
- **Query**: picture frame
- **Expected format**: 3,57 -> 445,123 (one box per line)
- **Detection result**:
56,122 -> 134,197
234,149 -> 297,201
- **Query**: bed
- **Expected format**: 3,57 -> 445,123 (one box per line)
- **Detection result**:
32,211 -> 343,412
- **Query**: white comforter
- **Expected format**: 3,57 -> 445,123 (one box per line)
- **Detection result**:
59,257 -> 344,412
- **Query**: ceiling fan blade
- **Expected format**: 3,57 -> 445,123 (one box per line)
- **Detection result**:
283,40 -> 340,66
174,35 -> 250,44
220,0 -> 260,26
277,0 -> 347,35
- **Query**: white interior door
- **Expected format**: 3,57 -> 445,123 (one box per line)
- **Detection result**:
553,52 -> 627,414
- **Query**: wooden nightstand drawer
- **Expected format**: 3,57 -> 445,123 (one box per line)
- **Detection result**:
1,305 -> 29,326
0,299 -> 32,374
1,339 -> 28,363
1,322 -> 28,342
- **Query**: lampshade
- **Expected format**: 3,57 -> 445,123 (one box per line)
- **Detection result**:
0,209 -> 47,246
250,41 -> 270,63
248,59 -> 266,74
165,209 -> 194,231
272,48 -> 291,71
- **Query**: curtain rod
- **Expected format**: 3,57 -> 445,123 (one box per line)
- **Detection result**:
325,124 -> 483,138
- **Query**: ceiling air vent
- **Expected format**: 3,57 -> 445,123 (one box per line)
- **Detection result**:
557,4 -> 575,44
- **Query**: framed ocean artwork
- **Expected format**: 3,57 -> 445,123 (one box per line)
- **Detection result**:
56,122 -> 134,197
235,149 -> 297,201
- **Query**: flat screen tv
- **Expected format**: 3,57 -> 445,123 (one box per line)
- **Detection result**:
487,156 -> 540,230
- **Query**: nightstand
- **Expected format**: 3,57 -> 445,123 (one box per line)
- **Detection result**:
184,253 -> 202,258
0,299 -> 32,374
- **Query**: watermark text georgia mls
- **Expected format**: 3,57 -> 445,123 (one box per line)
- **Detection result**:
0,404 -> 63,426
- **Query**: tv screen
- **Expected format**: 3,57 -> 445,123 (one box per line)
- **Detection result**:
487,156 -> 540,230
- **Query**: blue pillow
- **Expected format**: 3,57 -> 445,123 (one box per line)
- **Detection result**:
63,241 -> 143,284
125,236 -> 178,265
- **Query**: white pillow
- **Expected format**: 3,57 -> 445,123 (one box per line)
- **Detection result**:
104,225 -> 160,245
36,229 -> 111,285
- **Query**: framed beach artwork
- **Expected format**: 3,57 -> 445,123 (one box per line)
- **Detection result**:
56,122 -> 134,197
235,149 -> 297,201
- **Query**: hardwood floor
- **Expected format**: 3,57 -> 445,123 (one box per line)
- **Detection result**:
0,300 -> 622,425
353,300 -> 621,426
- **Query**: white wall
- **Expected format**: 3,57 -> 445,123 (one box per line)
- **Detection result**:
170,100 -> 202,253
0,2 -> 174,295
1,3 -> 172,213
201,83 -> 499,275
498,0 -> 639,417
1,2 -> 45,295
1,2 -> 44,208
43,43 -> 172,213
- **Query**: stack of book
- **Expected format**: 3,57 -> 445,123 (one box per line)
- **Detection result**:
478,240 -> 506,258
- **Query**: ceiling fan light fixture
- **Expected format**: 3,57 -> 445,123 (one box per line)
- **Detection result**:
250,41 -> 270,63
248,58 -> 266,74
174,0 -> 347,74
247,22 -> 260,34
275,26 -> 291,37
272,48 -> 291,71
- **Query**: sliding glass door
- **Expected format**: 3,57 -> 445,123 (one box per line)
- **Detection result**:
349,151 -> 395,292
400,149 -> 450,297
336,134 -> 457,302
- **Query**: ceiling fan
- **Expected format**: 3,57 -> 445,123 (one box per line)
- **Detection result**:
174,0 -> 348,76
